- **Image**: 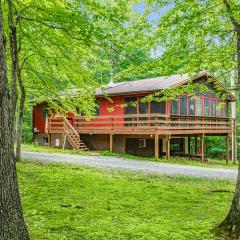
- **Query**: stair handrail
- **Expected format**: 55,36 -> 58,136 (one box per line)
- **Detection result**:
63,117 -> 79,137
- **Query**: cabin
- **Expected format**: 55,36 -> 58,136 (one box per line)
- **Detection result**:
32,71 -> 237,162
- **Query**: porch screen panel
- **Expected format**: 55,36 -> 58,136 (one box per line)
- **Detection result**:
171,99 -> 179,114
204,98 -> 210,116
188,97 -> 195,116
195,97 -> 202,116
125,97 -> 137,114
150,101 -> 166,114
180,96 -> 187,115
216,101 -> 222,117
222,102 -> 227,117
211,100 -> 216,117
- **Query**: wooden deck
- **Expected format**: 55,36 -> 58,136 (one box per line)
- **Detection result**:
48,114 -> 235,136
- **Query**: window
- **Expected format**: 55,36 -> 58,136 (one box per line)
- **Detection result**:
150,101 -> 166,114
204,98 -> 210,116
195,97 -> 202,116
138,98 -> 149,114
171,99 -> 179,114
95,100 -> 100,116
43,137 -> 48,145
138,139 -> 146,148
125,97 -> 137,114
41,106 -> 48,119
188,97 -> 195,116
180,96 -> 187,115
211,100 -> 216,117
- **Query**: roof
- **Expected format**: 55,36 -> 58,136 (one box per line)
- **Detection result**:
96,71 -> 236,101
96,73 -> 189,96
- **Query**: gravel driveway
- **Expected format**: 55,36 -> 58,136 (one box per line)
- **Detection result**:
22,151 -> 237,180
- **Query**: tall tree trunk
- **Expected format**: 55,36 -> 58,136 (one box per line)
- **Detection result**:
0,0 -> 30,239
216,23 -> 240,240
16,69 -> 26,162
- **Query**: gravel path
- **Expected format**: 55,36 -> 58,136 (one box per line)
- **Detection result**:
22,151 -> 237,180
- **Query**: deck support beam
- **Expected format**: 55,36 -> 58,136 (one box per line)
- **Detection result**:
188,136 -> 191,156
232,129 -> 237,163
155,134 -> 159,160
166,135 -> 171,160
200,134 -> 204,163
109,134 -> 113,152
48,133 -> 51,147
226,134 -> 229,164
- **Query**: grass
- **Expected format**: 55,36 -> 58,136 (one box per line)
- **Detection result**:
21,143 -> 100,156
19,160 -> 234,240
102,151 -> 238,169
22,143 -> 238,169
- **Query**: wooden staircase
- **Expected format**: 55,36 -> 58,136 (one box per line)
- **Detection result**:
63,118 -> 88,151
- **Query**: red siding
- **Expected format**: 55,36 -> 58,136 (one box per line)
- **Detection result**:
90,96 -> 124,127
99,96 -> 124,115
33,104 -> 47,134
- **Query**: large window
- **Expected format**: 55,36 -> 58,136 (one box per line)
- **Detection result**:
204,98 -> 210,116
180,96 -> 187,115
150,101 -> 166,114
138,98 -> 149,114
188,97 -> 195,116
171,99 -> 179,114
125,97 -> 137,114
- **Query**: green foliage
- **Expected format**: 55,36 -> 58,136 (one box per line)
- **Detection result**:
19,161 -> 234,240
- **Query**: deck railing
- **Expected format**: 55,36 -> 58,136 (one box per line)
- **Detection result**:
47,114 -> 235,134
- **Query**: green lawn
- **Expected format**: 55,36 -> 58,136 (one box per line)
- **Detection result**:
19,160 -> 234,240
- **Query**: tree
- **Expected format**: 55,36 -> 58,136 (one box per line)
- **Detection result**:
0,0 -> 30,238
1,0 -> 134,238
144,0 -> 240,238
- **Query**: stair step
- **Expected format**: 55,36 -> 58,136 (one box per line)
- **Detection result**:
63,118 -> 88,151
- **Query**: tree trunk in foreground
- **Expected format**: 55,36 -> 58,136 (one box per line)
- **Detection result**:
216,7 -> 240,238
0,0 -> 30,239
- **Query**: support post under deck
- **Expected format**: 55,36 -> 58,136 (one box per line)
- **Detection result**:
226,134 -> 229,165
155,134 -> 159,160
195,136 -> 198,155
166,135 -> 171,160
200,134 -> 204,163
48,133 -> 51,147
109,134 -> 113,152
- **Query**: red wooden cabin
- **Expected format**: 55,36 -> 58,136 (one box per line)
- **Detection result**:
32,71 -> 236,162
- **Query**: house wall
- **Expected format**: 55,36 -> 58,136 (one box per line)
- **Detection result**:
80,134 -> 110,151
32,103 -> 47,134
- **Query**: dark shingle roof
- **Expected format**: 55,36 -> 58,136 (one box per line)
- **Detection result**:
96,73 -> 190,96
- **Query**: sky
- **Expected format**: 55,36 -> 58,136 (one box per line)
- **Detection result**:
134,2 -> 174,21
133,2 -> 174,58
